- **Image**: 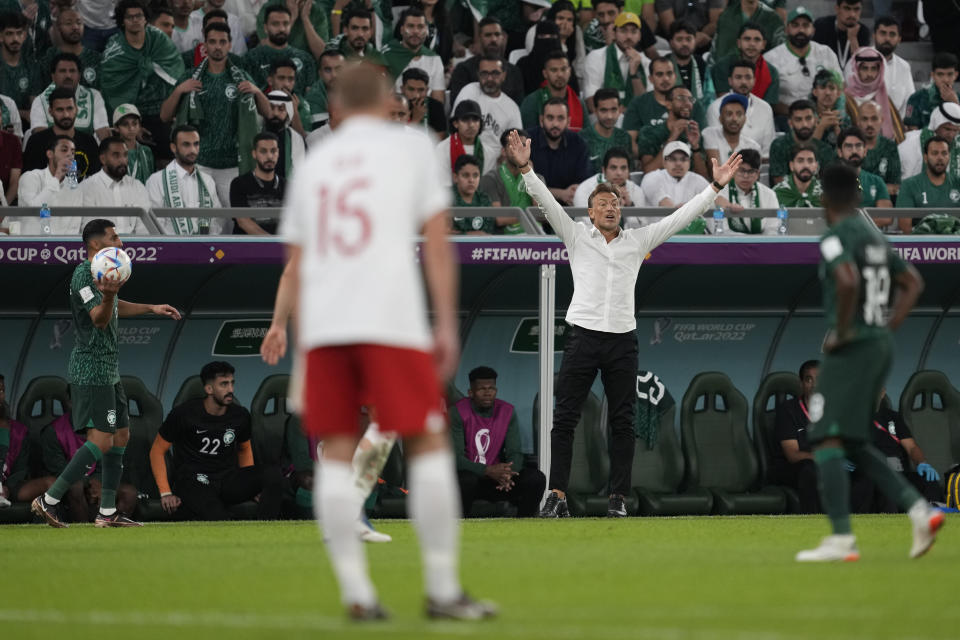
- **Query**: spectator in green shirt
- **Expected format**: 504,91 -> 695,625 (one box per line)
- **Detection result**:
712,0 -> 784,61
904,53 -> 959,131
897,135 -> 960,233
711,22 -> 781,107
451,366 -> 545,517
450,154 -> 495,234
836,127 -> 891,215
810,68 -> 849,150
254,0 -> 326,61
857,100 -> 900,197
519,50 -> 587,132
636,84 -> 708,178
773,141 -> 822,207
0,11 -> 38,123
769,99 -> 837,184
580,87 -> 632,173
244,5 -> 316,96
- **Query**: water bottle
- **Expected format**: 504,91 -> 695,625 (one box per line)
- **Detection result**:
39,202 -> 52,236
66,159 -> 79,189
713,208 -> 724,235
777,207 -> 789,235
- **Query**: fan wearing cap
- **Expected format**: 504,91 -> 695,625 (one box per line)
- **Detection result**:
844,48 -> 904,145
635,85 -> 708,178
581,11 -> 647,114
702,93 -> 761,166
504,129 -> 742,518
263,90 -> 305,179
903,53 -> 959,132
764,7 -> 842,118
582,0 -> 658,57
640,140 -> 710,221
437,100 -> 498,187
773,142 -> 822,208
706,62 -> 774,155
897,135 -> 960,233
809,69 -> 849,150
898,102 -> 960,182
812,0 -> 870,69
111,104 -> 154,185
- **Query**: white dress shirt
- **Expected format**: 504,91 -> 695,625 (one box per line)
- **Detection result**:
30,86 -> 109,135
640,168 -> 710,207
452,83 -> 523,155
146,162 -> 224,234
717,181 -> 781,234
884,53 -> 915,116
78,169 -> 151,234
764,42 -> 842,106
898,129 -> 924,181
701,126 -> 761,162
523,168 -> 719,333
7,167 -> 81,234
706,92 -> 775,155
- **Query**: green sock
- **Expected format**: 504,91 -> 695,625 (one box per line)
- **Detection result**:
848,442 -> 922,511
100,446 -> 126,512
814,446 -> 852,535
48,441 -> 103,501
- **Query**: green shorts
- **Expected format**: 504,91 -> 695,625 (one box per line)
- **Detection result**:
807,335 -> 893,445
70,382 -> 129,434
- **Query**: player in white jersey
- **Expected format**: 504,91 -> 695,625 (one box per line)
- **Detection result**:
278,62 -> 496,622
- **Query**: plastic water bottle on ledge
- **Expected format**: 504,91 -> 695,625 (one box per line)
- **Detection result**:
66,160 -> 79,189
777,207 -> 789,235
39,202 -> 51,235
713,208 -> 724,234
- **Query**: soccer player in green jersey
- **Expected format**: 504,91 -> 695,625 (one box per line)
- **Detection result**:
796,162 -> 944,563
32,220 -> 182,528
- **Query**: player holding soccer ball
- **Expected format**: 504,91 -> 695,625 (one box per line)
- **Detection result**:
796,164 -> 944,562
32,219 -> 181,528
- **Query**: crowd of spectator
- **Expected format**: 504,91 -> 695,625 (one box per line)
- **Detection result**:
0,0 -> 955,236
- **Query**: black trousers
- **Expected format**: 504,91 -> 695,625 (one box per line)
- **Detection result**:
772,459 -> 878,514
174,465 -> 283,521
872,471 -> 945,513
550,325 -> 638,497
457,467 -> 546,517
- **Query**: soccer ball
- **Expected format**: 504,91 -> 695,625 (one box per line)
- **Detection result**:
90,247 -> 133,283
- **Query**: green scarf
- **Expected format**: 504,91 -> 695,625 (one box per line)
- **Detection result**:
920,127 -> 960,181
175,58 -> 258,174
669,54 -> 713,113
332,33 -> 386,66
40,83 -> 95,131
775,175 -> 822,207
381,39 -> 437,82
498,163 -> 530,235
912,213 -> 960,235
161,162 -> 215,234
726,183 -> 763,233
100,26 -> 185,113
127,142 -> 153,184
604,44 -> 641,105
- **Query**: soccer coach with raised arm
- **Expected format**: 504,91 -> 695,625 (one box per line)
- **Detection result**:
504,130 -> 742,518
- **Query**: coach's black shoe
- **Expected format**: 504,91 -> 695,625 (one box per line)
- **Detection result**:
347,602 -> 390,621
538,491 -> 570,518
31,495 -> 67,528
426,594 -> 498,620
607,494 -> 628,518
94,511 -> 143,528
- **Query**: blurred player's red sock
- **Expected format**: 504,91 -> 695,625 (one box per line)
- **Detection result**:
318,460 -> 377,607
409,449 -> 462,603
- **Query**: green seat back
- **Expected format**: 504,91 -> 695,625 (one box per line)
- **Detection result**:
533,388 -> 607,494
121,375 -> 165,497
681,372 -> 758,492
250,375 -> 290,465
900,370 -> 960,479
752,371 -> 802,484
172,375 -> 205,408
629,406 -> 683,493
15,375 -> 69,432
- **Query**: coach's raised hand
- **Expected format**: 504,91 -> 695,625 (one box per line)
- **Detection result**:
505,130 -> 532,174
711,153 -> 743,190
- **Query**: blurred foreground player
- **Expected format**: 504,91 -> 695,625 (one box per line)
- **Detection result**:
32,219 -> 182,527
796,163 -> 944,562
279,62 -> 496,621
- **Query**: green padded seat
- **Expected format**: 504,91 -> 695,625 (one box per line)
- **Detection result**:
752,371 -> 802,513
631,406 -> 713,516
120,376 -> 176,522
681,372 -> 786,515
900,371 -> 960,487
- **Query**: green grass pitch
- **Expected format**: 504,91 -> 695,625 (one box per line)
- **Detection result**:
0,515 -> 955,640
